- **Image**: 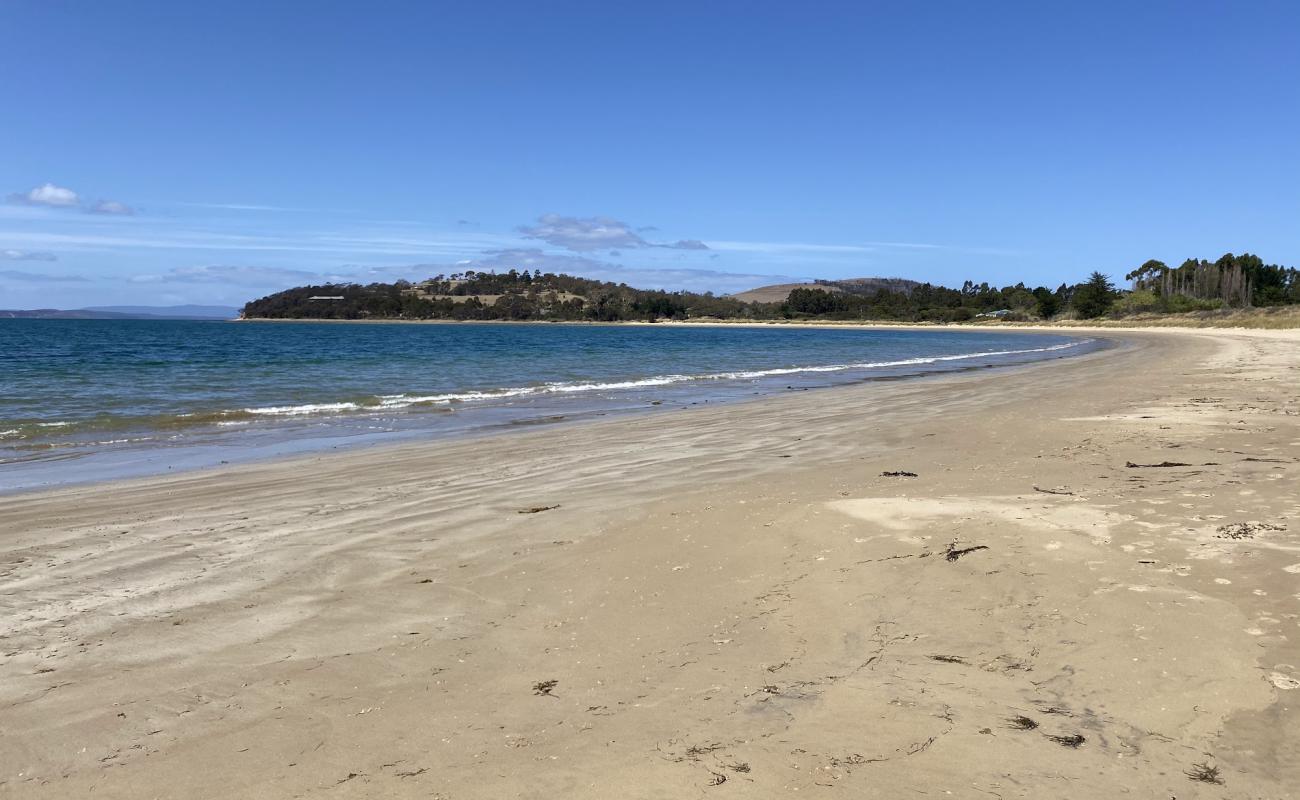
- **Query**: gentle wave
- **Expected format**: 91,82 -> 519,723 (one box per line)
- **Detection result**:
2,340 -> 1091,430
241,340 -> 1089,416
245,402 -> 363,416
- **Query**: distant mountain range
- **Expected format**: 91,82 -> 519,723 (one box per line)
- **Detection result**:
0,305 -> 239,320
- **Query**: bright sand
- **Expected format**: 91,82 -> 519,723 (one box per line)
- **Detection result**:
1,327 -> 1298,798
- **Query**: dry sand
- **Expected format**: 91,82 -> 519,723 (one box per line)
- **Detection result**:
1,327 -> 1298,798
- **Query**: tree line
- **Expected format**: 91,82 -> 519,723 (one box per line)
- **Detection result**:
1123,253 -> 1297,311
240,254 -> 1298,323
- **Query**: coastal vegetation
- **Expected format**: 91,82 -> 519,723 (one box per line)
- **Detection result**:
241,253 -> 1299,324
1123,253 -> 1298,310
241,271 -> 753,322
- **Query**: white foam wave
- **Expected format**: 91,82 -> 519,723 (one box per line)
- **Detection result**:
245,402 -> 362,416
378,340 -> 1087,406
712,340 -> 1084,379
375,388 -> 536,408
244,340 -> 1089,417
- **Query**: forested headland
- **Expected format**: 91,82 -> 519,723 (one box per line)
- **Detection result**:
241,252 -> 1299,324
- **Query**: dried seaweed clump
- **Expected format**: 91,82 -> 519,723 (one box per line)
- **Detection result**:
1185,762 -> 1223,784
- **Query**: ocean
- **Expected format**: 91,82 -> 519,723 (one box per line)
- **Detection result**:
0,319 -> 1099,491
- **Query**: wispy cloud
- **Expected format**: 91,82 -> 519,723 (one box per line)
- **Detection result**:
0,201 -> 1018,304
441,248 -> 803,294
671,239 -> 710,250
176,202 -> 354,213
0,269 -> 87,282
519,214 -> 709,252
8,183 -> 80,208
707,240 -> 879,255
89,200 -> 135,216
128,263 -> 449,292
127,251 -> 800,295
1,227 -> 514,258
708,239 -> 1016,256
131,265 -> 325,287
2,249 -> 57,262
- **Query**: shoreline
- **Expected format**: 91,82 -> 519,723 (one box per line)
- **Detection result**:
0,335 -> 1114,498
2,327 -> 1298,797
0,327 -> 1101,496
233,309 -> 1300,331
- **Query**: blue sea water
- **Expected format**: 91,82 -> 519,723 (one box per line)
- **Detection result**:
0,319 -> 1099,491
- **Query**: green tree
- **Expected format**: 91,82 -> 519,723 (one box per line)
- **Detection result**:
1031,286 -> 1059,318
1071,272 -> 1116,318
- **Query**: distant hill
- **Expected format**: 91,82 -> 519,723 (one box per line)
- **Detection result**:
241,270 -> 754,321
0,305 -> 239,320
731,277 -> 920,304
241,269 -> 1083,323
729,282 -> 844,304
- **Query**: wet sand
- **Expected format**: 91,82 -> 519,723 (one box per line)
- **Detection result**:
1,327 -> 1297,798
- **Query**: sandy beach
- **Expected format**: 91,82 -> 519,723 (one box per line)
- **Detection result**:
2,327 -> 1298,798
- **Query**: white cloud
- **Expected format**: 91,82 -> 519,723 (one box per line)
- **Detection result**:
90,200 -> 135,216
6,184 -> 139,217
2,249 -> 57,262
519,214 -> 709,252
9,183 -> 80,208
519,214 -> 648,251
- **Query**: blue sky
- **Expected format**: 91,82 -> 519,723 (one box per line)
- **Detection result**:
2,1 -> 1297,308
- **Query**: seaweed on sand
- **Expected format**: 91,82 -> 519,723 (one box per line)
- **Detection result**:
1185,761 -> 1224,784
1046,733 -> 1085,748
518,505 -> 560,514
945,543 -> 989,562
